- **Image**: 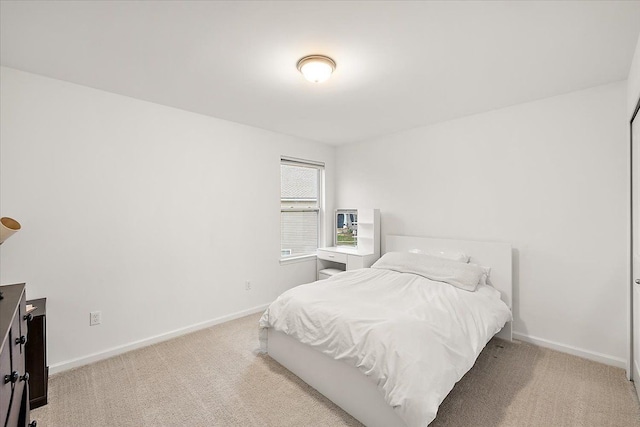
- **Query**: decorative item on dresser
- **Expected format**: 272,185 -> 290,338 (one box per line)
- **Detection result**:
24,299 -> 47,409
0,217 -> 21,246
0,216 -> 22,303
0,283 -> 36,427
317,208 -> 380,280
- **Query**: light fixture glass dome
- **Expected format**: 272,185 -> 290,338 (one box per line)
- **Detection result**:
297,55 -> 336,83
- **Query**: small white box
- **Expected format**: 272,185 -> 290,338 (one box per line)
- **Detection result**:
318,268 -> 344,280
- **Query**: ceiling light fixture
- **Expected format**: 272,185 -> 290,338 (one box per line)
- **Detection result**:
297,55 -> 336,83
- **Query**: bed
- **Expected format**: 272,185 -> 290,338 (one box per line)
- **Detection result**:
260,235 -> 513,427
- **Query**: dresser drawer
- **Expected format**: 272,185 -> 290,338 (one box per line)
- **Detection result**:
10,312 -> 25,384
0,283 -> 31,427
0,340 -> 11,425
5,380 -> 25,427
317,250 -> 348,264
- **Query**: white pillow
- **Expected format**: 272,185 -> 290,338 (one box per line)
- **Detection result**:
479,266 -> 491,286
408,248 -> 469,263
372,251 -> 484,291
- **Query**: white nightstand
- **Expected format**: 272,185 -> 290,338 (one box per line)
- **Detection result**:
316,246 -> 381,280
317,208 -> 380,280
317,246 -> 380,274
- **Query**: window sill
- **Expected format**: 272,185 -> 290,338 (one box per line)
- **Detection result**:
279,254 -> 317,265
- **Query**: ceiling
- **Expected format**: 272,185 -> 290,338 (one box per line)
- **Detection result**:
1,1 -> 640,145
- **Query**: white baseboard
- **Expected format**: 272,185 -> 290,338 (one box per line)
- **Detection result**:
49,303 -> 270,375
513,331 -> 627,369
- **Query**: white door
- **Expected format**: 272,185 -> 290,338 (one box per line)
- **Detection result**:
632,102 -> 640,399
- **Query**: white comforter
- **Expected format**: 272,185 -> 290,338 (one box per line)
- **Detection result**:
259,268 -> 512,427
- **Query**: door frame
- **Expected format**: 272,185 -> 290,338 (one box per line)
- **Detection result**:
630,94 -> 640,382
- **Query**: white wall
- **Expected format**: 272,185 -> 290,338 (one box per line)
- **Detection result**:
1,64 -> 632,372
628,33 -> 640,117
336,82 -> 628,365
0,67 -> 335,372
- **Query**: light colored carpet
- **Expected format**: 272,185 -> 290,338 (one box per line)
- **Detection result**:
32,313 -> 640,427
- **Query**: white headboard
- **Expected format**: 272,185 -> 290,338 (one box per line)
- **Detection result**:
385,235 -> 513,341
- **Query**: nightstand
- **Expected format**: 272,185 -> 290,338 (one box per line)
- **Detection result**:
317,208 -> 380,280
317,247 -> 380,280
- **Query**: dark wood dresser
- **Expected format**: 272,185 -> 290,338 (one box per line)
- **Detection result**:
0,283 -> 36,427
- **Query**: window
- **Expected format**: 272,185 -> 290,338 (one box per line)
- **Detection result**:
281,157 -> 323,258
336,209 -> 358,248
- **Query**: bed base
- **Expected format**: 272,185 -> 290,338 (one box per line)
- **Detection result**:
267,328 -> 406,427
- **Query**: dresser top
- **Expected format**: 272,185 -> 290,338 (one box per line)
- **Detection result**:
318,246 -> 376,256
0,283 -> 26,351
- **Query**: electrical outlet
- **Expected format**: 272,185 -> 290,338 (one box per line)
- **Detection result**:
245,280 -> 251,291
90,311 -> 102,326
